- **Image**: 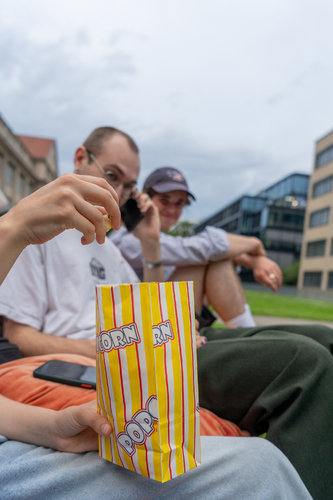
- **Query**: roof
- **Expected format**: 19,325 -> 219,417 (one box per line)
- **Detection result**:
17,135 -> 55,159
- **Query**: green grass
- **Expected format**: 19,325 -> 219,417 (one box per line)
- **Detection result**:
243,290 -> 333,322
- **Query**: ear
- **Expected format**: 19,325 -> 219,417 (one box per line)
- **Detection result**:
74,146 -> 88,173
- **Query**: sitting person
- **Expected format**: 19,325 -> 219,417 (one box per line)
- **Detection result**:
111,166 -> 283,328
0,126 -> 332,499
0,172 -> 312,500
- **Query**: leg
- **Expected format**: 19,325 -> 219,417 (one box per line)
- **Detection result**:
170,260 -> 255,326
202,323 -> 333,354
169,265 -> 207,314
0,438 -> 311,500
197,330 -> 333,500
205,259 -> 247,322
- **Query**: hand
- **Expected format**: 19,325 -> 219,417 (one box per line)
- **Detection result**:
49,400 -> 112,453
252,256 -> 283,292
8,173 -> 121,248
131,190 -> 161,243
195,319 -> 207,349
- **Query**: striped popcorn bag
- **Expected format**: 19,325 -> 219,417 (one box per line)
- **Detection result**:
95,281 -> 201,482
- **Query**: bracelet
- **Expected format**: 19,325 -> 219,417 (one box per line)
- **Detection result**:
142,259 -> 163,269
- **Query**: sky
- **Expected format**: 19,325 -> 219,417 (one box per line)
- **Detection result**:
1,0 -> 333,221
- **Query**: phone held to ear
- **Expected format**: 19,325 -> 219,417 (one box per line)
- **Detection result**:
33,360 -> 97,390
120,198 -> 145,232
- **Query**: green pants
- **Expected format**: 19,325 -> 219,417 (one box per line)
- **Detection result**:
197,324 -> 333,500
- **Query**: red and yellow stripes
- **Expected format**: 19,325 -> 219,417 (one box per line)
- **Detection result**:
96,282 -> 200,482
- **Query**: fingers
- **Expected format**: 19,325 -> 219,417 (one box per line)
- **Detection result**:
134,191 -> 152,214
73,198 -> 109,245
196,328 -> 207,349
72,401 -> 112,437
72,175 -> 121,230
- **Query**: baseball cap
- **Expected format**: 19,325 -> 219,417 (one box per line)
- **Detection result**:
143,167 -> 196,200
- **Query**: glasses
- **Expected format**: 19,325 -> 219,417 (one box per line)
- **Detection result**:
87,151 -> 136,201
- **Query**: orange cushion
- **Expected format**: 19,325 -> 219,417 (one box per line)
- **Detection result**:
0,354 -> 246,437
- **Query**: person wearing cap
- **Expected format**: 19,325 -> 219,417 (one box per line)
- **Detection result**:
2,135 -> 333,498
110,166 -> 283,329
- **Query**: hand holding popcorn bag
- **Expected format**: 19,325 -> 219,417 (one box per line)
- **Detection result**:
95,281 -> 201,482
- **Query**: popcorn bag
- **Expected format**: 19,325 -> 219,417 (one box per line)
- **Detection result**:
95,281 -> 201,482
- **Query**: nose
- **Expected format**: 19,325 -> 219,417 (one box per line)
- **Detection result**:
114,184 -> 124,199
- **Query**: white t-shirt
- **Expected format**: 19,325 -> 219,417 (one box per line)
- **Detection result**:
0,229 -> 139,340
110,226 -> 229,281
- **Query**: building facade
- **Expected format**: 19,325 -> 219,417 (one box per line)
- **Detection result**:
0,115 -> 58,212
298,130 -> 333,290
195,173 -> 309,269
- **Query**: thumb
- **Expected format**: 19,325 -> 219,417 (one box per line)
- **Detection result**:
74,401 -> 112,437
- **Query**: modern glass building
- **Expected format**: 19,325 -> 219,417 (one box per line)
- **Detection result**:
195,173 -> 309,268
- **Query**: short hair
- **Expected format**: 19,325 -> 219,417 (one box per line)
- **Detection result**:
83,127 -> 139,161
144,187 -> 191,206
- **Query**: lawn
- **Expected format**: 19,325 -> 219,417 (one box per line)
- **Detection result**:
242,290 -> 333,322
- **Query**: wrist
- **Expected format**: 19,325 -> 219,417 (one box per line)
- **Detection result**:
142,258 -> 162,269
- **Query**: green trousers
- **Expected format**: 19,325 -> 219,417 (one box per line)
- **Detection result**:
197,324 -> 333,500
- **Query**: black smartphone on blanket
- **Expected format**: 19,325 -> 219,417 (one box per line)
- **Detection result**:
33,360 -> 97,390
120,198 -> 145,232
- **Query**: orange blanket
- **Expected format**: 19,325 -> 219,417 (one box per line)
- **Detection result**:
0,353 -> 246,438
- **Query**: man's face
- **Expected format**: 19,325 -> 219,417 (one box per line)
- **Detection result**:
74,134 -> 140,206
151,191 -> 188,232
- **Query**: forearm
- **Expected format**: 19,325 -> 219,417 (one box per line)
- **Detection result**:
233,253 -> 258,269
0,216 -> 27,285
225,234 -> 266,259
0,395 -> 56,446
141,238 -> 164,282
4,320 -> 96,358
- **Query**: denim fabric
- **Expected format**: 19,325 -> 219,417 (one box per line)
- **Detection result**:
0,437 -> 311,500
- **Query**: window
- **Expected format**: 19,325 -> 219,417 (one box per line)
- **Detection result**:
306,240 -> 326,257
5,163 -> 14,186
309,207 -> 330,227
327,272 -> 333,289
313,176 -> 333,198
316,145 -> 333,169
17,174 -> 25,194
303,272 -> 322,288
282,213 -> 304,225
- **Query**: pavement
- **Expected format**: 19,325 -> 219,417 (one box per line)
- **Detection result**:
253,315 -> 333,329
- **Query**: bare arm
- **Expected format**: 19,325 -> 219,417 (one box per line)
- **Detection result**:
225,234 -> 266,260
0,397 -> 112,452
3,320 -> 96,358
0,173 -> 120,286
132,191 -> 164,282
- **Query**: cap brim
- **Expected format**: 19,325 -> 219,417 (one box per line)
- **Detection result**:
152,182 -> 196,200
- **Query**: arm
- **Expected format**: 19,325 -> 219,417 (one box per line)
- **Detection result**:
4,320 -> 96,358
224,234 -> 266,260
131,191 -> 164,282
0,173 -> 120,286
0,397 -> 111,452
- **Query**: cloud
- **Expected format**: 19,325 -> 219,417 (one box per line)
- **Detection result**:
138,128 -> 284,222
0,26 -> 138,165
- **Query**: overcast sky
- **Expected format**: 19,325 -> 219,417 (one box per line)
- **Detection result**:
1,0 -> 333,221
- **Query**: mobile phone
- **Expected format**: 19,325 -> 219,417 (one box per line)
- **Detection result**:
33,360 -> 96,389
120,198 -> 145,232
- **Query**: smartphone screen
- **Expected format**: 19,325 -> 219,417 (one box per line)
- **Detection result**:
120,198 -> 145,232
33,360 -> 96,389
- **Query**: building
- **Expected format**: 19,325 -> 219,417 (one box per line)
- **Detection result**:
0,115 -> 58,212
298,130 -> 333,290
195,173 -> 309,269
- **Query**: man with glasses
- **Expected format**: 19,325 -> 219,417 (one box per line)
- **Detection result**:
0,127 -> 163,358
